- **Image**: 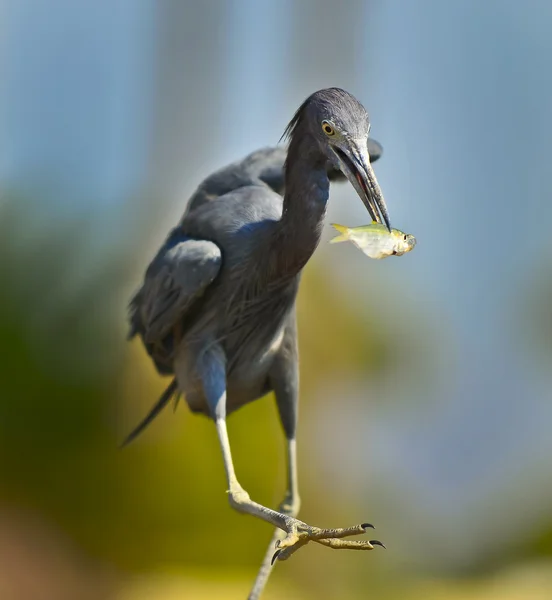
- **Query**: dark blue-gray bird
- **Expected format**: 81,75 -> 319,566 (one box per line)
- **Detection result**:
125,88 -> 389,598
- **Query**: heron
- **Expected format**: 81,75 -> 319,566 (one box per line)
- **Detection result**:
125,88 -> 389,598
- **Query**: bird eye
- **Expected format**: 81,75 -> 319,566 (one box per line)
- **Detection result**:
403,234 -> 407,241
321,120 -> 336,136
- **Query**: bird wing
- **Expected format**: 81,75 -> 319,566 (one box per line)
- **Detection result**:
185,146 -> 287,214
129,228 -> 221,344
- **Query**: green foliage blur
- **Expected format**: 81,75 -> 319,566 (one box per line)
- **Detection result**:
1,189 -> 552,600
0,191 -> 397,599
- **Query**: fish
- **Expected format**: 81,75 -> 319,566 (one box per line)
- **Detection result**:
330,222 -> 416,260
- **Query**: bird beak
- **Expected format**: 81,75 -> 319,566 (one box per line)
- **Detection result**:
332,141 -> 391,231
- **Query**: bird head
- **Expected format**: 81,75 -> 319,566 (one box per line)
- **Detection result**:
283,88 -> 391,231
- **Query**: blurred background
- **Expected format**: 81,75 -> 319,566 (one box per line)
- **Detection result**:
2,0 -> 552,598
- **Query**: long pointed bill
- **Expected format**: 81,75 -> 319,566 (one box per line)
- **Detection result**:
332,143 -> 391,231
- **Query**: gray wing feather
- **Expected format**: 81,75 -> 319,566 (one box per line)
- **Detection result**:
185,146 -> 287,214
129,230 -> 221,344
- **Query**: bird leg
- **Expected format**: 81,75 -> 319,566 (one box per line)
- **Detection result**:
200,346 -> 382,595
215,419 -> 381,561
279,438 -> 301,516
248,438 -> 301,600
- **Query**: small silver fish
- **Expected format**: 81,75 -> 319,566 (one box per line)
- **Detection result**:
330,222 -> 416,260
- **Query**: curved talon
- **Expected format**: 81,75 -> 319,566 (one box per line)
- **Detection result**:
315,538 -> 376,549
271,549 -> 282,565
361,522 -> 375,530
370,539 -> 386,549
275,539 -> 308,562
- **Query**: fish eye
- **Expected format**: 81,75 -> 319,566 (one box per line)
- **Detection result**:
403,234 -> 407,241
321,120 -> 336,136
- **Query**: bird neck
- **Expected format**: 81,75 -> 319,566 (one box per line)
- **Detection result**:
269,135 -> 329,279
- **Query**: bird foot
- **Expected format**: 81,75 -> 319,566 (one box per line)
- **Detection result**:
271,519 -> 385,564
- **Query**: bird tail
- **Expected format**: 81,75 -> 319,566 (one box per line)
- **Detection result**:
329,223 -> 350,244
120,378 -> 179,448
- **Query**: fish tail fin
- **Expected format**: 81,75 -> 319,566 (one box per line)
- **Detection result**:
120,378 -> 178,448
329,223 -> 350,244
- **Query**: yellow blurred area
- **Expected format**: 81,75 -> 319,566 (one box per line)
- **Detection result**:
119,563 -> 552,600
118,564 -> 552,600
118,571 -> 307,600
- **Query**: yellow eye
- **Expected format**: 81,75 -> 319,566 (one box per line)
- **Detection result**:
321,120 -> 335,136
